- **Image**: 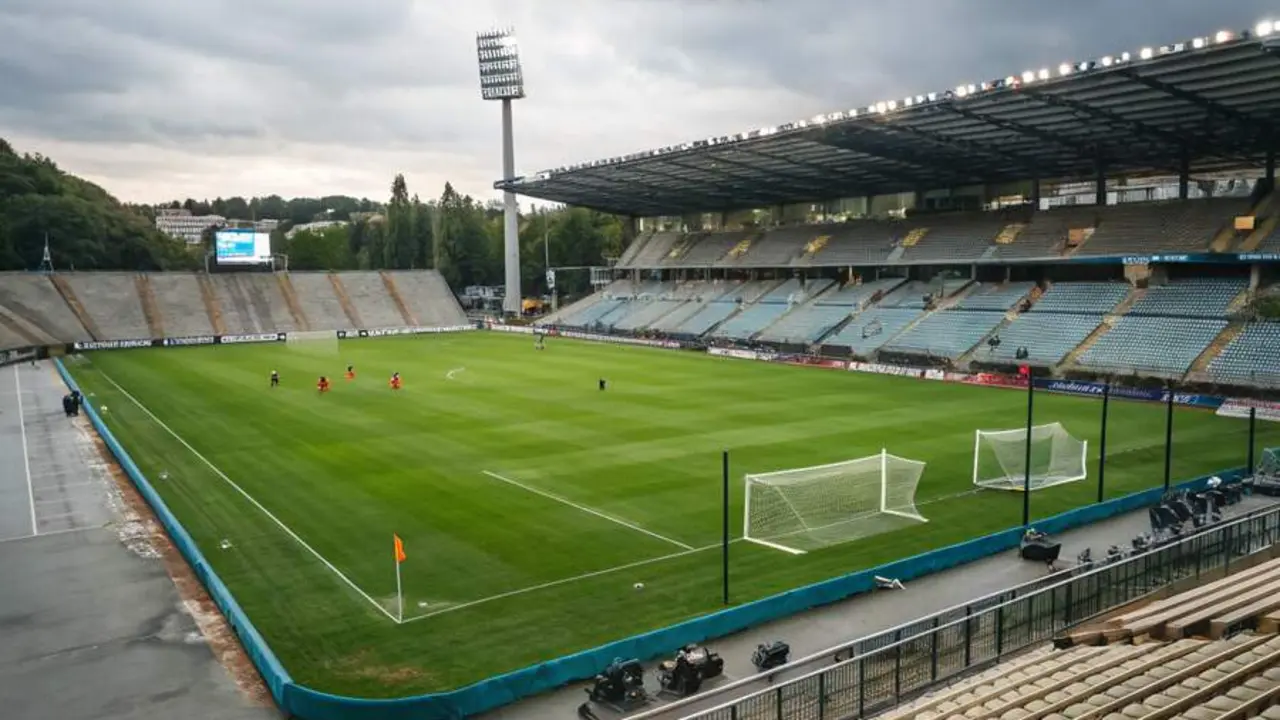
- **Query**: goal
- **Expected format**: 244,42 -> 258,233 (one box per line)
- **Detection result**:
1259,447 -> 1279,478
286,330 -> 339,355
743,450 -> 927,555
973,422 -> 1087,492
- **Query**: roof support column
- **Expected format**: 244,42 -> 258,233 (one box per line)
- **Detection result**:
1178,143 -> 1191,200
1031,177 -> 1042,208
622,215 -> 637,248
1094,158 -> 1107,207
1266,146 -> 1276,186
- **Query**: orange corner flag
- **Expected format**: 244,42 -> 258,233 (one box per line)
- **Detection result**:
394,534 -> 406,563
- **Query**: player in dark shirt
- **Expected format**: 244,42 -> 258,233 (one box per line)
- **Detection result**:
598,378 -> 607,391
270,370 -> 280,387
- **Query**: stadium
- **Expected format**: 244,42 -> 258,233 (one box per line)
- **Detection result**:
2,15 -> 1280,720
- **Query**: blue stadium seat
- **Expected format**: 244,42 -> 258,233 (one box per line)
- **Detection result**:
823,308 -> 923,356
1207,322 -> 1280,386
1032,282 -> 1130,314
712,303 -> 792,340
758,305 -> 854,344
1127,278 -> 1247,318
1078,317 -> 1227,375
883,311 -> 1005,359
980,313 -> 1104,365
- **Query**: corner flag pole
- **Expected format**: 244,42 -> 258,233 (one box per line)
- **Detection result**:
393,534 -> 406,623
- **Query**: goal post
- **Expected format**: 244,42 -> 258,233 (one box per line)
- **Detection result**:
973,422 -> 1088,492
285,330 -> 339,355
743,450 -> 928,555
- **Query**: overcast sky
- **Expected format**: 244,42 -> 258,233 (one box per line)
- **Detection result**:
1,0 -> 1275,205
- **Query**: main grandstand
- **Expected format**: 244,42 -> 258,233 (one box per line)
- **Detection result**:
504,26 -> 1280,391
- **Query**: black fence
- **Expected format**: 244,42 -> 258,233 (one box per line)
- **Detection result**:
683,503 -> 1280,720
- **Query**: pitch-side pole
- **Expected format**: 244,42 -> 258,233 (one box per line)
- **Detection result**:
1097,381 -> 1110,503
1163,383 -> 1175,490
1248,406 -> 1257,473
1022,368 -> 1034,526
722,449 -> 730,606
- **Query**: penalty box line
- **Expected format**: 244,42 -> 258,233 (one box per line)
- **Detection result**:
402,537 -> 746,624
96,371 -> 401,624
481,470 -> 694,551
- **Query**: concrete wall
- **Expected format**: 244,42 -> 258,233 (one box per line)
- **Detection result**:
0,273 -> 91,342
149,273 -> 216,337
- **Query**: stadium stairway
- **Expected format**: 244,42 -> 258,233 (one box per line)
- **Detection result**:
50,274 -> 102,340
328,273 -> 363,328
135,273 -> 164,338
379,271 -> 418,326
1186,320 -> 1247,376
1238,191 -> 1280,252
1058,286 -> 1144,369
1242,214 -> 1280,252
275,273 -> 312,331
196,274 -> 228,335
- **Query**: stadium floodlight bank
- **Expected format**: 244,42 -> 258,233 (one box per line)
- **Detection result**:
286,330 -> 339,355
744,450 -> 927,555
973,422 -> 1088,492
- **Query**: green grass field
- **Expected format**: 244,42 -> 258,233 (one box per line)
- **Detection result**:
64,332 -> 1278,697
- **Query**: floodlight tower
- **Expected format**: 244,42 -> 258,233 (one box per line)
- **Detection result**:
476,28 -> 525,315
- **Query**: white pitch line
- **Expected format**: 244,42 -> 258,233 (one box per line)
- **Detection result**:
0,525 -> 100,545
402,538 -> 744,624
481,470 -> 693,550
97,371 -> 400,624
14,365 -> 36,536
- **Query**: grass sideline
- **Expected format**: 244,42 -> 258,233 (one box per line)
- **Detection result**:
64,332 -> 1278,697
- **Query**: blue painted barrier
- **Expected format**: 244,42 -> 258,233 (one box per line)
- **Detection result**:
58,356 -> 1248,719
54,360 -> 293,705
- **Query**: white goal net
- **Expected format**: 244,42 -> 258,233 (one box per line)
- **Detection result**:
1259,447 -> 1279,478
973,422 -> 1087,492
744,450 -> 927,555
286,330 -> 339,355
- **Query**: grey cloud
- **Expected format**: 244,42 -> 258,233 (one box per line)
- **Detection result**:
1,0 -> 1276,203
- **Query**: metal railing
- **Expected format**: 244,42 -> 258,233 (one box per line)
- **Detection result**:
681,503 -> 1280,720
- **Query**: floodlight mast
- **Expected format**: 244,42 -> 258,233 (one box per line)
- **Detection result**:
477,28 -> 525,316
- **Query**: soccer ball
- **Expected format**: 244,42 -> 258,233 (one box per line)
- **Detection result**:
633,582 -> 645,591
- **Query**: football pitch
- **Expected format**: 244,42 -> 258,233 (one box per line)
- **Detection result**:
64,332 -> 1276,697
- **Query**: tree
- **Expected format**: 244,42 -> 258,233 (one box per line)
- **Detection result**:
0,139 -> 197,271
385,174 -> 417,269
285,224 -> 353,270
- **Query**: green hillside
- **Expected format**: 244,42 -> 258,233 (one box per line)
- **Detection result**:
0,138 -> 195,271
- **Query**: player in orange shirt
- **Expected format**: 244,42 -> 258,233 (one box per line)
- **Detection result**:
317,375 -> 331,393
389,372 -> 402,390
344,364 -> 356,381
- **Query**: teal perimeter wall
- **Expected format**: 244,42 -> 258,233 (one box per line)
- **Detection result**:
56,358 -> 1246,720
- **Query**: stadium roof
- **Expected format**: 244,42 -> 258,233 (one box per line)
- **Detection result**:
496,22 -> 1280,217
